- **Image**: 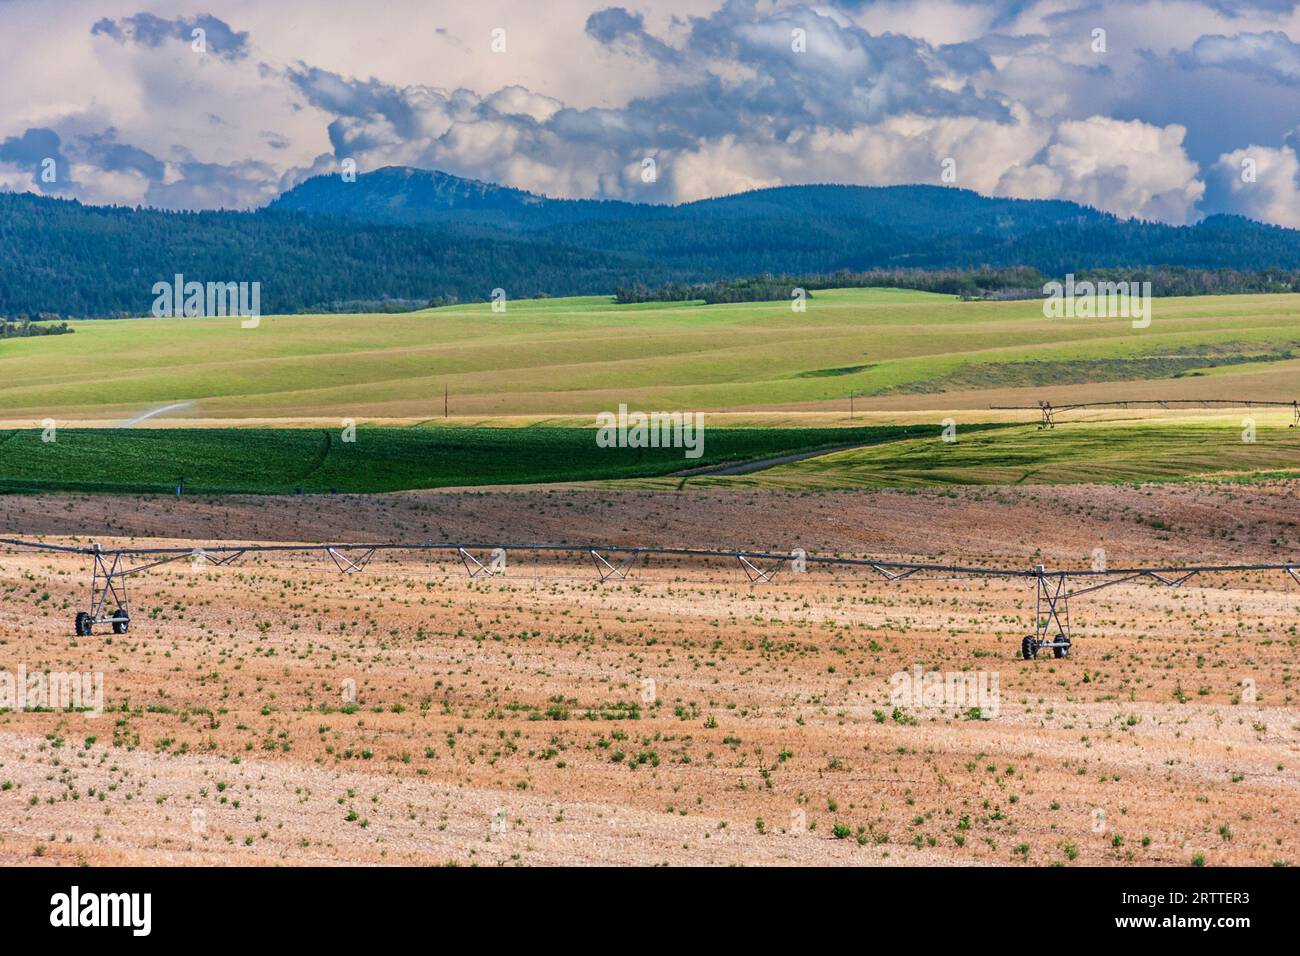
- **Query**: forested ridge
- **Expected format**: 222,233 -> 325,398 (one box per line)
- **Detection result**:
6,167 -> 1300,318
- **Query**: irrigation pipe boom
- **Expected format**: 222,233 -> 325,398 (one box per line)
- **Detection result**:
2,537 -> 1298,660
990,398 -> 1300,429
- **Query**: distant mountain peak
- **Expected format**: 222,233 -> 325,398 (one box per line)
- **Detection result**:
270,165 -> 643,229
270,165 -> 1119,235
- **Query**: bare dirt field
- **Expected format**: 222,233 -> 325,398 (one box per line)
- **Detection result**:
0,483 -> 1296,866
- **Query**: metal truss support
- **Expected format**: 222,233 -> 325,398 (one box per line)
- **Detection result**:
1035,570 -> 1070,643
457,547 -> 500,579
1292,401 -> 1299,428
189,548 -> 247,568
1143,569 -> 1199,588
3,534 -> 1288,650
88,546 -> 130,627
78,543 -> 190,635
737,553 -> 786,585
869,564 -> 921,582
590,548 -> 640,582
1038,401 -> 1055,429
326,547 -> 377,574
1023,565 -> 1070,659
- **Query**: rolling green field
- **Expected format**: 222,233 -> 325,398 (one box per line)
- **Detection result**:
4,289 -> 1300,492
670,418 -> 1300,489
0,424 -> 940,494
0,417 -> 1293,493
3,289 -> 1300,420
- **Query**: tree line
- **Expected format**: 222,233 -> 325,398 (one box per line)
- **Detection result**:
6,185 -> 1300,320
616,266 -> 1300,305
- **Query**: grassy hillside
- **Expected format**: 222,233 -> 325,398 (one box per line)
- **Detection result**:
3,289 -> 1300,421
670,417 -> 1300,489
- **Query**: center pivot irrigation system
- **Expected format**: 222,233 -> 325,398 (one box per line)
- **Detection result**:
991,398 -> 1300,429
3,538 -> 1299,660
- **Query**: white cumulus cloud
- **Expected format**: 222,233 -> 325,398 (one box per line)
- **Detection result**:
1206,143 -> 1300,227
997,116 -> 1206,223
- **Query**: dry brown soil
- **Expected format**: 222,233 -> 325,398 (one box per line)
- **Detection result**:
0,482 -> 1296,866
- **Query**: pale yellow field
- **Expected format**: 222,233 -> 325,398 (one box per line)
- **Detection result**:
3,290 -> 1299,422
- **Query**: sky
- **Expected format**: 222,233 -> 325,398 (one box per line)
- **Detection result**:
2,0 -> 1300,225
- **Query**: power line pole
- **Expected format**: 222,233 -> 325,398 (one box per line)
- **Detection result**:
444,385 -> 448,419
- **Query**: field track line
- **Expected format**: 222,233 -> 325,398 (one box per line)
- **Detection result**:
119,401 -> 195,427
296,429 -> 333,481
675,438 -> 891,477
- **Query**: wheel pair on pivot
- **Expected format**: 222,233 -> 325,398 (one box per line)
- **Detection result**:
1022,635 -> 1069,659
74,609 -> 129,636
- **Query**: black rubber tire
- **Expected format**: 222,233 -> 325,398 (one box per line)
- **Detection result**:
111,609 -> 129,634
1021,635 -> 1037,660
74,612 -> 92,637
1053,643 -> 1069,659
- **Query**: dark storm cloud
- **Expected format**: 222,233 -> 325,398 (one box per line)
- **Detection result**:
593,0 -> 1010,128
826,0 -> 1046,29
285,66 -> 428,141
1176,31 -> 1300,85
288,0 -> 1010,182
1201,0 -> 1298,14
0,127 -> 72,192
546,104 -> 670,147
91,12 -> 249,61
935,41 -> 996,74
2,0 -> 1297,221
143,158 -> 278,211
585,7 -> 682,62
79,131 -> 166,181
0,126 -> 63,165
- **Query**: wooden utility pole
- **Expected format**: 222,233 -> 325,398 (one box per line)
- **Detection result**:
444,385 -> 448,419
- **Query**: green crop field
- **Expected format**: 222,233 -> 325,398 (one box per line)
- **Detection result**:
4,289 -> 1300,492
3,289 -> 1300,421
0,417 -> 1293,495
0,424 -> 946,494
658,417 -> 1300,489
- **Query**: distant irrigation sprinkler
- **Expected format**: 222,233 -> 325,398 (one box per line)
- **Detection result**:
2,537 -> 1297,659
1023,565 -> 1071,659
70,542 -> 247,635
78,544 -> 131,637
992,398 -> 1300,429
